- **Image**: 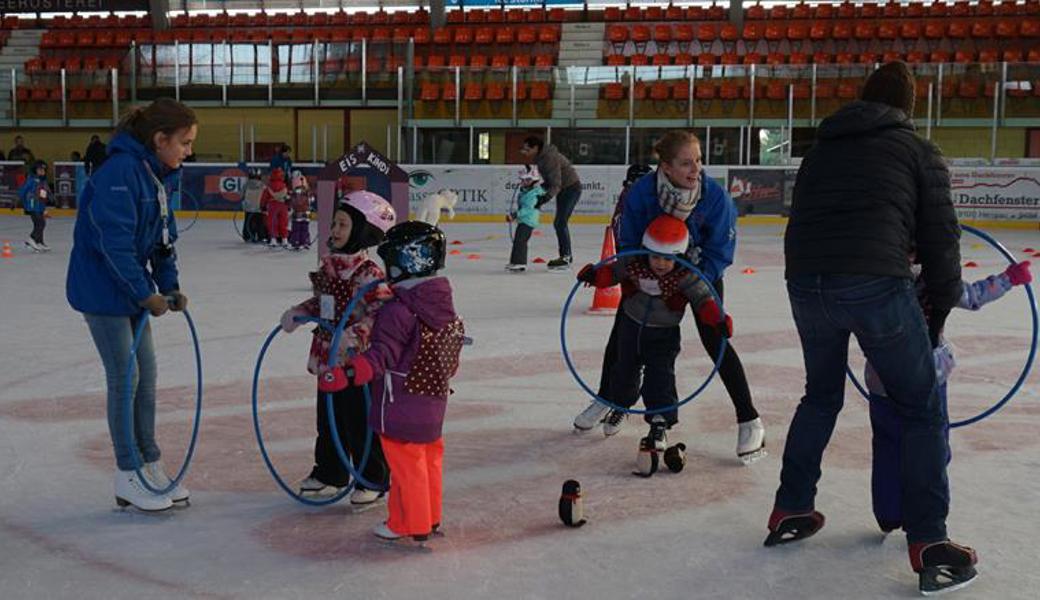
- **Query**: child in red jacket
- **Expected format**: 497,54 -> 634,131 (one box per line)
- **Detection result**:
340,221 -> 465,544
263,168 -> 290,248
280,192 -> 397,507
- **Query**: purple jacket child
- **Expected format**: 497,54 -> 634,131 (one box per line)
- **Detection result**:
360,276 -> 465,443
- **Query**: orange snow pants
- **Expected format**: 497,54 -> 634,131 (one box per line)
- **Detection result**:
379,435 -> 443,537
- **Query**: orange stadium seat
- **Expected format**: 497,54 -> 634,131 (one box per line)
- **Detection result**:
486,81 -> 506,101
604,82 -> 625,101
475,27 -> 494,45
497,27 -> 516,45
464,82 -> 483,101
606,54 -> 626,66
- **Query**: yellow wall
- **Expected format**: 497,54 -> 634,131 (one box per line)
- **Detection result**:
295,109 -> 346,162
931,127 -> 1026,159
347,109 -> 398,158
190,107 -> 295,162
0,129 -> 111,169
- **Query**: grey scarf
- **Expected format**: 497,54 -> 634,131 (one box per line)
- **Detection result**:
656,170 -> 701,220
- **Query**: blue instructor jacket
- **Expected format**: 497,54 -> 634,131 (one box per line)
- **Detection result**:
618,171 -> 736,283
66,132 -> 181,316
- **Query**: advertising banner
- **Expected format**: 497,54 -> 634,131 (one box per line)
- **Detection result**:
950,167 -> 1040,222
727,168 -> 787,216
176,163 -> 324,212
0,0 -> 148,14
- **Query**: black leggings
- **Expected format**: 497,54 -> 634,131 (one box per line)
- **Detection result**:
595,277 -> 759,424
29,213 -> 45,244
310,385 -> 389,489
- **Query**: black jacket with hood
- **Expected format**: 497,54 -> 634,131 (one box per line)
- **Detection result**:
784,100 -> 962,318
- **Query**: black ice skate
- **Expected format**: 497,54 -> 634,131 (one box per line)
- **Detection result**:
547,256 -> 572,272
763,508 -> 826,547
910,540 -> 978,596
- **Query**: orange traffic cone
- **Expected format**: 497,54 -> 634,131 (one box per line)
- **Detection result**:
1,241 -> 12,260
587,227 -> 620,315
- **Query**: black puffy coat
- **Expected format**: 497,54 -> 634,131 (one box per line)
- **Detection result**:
784,100 -> 962,313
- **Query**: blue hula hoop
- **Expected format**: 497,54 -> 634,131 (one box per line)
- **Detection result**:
846,223 -> 1038,428
560,248 -> 728,415
324,279 -> 388,493
123,306 -> 204,496
251,279 -> 387,506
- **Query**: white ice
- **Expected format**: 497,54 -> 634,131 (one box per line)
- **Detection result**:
0,215 -> 1037,599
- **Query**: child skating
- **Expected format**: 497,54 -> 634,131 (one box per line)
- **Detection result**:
19,160 -> 51,252
263,168 -> 290,248
338,221 -> 465,545
505,165 -> 545,273
240,167 -> 267,243
576,214 -> 732,458
280,191 -> 396,508
288,170 -> 313,250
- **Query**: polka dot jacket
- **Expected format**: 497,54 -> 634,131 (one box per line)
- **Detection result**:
362,276 -> 465,444
294,251 -> 393,374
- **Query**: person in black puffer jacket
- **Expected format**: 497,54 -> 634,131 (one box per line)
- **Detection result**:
768,62 -> 978,596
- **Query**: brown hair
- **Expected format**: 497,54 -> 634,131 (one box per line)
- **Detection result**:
653,130 -> 701,164
861,61 -> 916,115
118,98 -> 197,150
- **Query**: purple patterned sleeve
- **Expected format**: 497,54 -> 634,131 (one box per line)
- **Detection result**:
957,273 -> 1013,311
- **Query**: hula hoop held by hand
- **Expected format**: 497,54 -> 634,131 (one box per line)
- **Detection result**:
845,224 -> 1038,428
560,248 -> 728,416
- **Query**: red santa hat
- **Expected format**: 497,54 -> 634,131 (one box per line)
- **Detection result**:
642,214 -> 689,256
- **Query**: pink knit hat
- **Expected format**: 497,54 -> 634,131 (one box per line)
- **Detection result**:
642,214 -> 689,255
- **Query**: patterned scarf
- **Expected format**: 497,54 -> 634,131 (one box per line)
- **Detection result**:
656,170 -> 701,220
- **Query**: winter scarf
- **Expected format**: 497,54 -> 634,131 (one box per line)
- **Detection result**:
656,170 -> 701,220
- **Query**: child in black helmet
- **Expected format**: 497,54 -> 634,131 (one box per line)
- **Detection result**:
19,160 -> 51,252
340,221 -> 466,544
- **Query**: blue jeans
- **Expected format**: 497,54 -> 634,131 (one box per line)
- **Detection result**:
552,183 -> 582,258
84,313 -> 160,471
776,275 -> 950,544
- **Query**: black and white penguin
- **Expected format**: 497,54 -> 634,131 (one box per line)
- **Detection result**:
633,435 -> 659,477
558,479 -> 587,527
664,443 -> 687,473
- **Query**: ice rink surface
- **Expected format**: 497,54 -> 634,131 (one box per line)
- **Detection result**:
0,215 -> 1037,599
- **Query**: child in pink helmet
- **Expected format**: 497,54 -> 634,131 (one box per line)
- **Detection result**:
279,191 -> 397,508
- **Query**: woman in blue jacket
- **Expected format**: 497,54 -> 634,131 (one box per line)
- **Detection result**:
573,131 -> 765,462
66,98 -> 197,512
18,159 -> 51,252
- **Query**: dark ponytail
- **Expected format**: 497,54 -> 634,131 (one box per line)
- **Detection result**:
118,98 -> 197,150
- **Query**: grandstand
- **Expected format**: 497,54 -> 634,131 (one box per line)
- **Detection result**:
0,2 -> 1039,166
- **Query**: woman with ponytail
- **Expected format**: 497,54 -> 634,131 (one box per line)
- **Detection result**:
66,98 -> 198,512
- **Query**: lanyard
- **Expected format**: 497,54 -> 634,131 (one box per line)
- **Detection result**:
142,160 -> 171,249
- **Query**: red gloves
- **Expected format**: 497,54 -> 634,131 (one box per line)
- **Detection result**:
317,366 -> 348,393
576,264 -> 616,288
1005,260 -> 1032,286
344,354 -> 374,386
695,298 -> 733,338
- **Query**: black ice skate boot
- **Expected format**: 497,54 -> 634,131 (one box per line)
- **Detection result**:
763,507 -> 825,547
909,540 -> 978,596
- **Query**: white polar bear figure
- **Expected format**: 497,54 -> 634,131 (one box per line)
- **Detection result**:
416,189 -> 459,226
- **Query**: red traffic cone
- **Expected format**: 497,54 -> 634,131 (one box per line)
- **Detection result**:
964,261 -> 978,268
533,257 -> 546,264
742,267 -> 756,274
1,241 -> 13,260
587,227 -> 620,316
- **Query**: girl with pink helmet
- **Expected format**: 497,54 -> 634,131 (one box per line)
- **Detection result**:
279,190 -> 396,507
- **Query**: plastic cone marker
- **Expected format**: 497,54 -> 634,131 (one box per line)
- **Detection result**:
587,227 -> 621,315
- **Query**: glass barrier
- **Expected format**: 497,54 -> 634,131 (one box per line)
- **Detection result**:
1002,62 -> 1040,121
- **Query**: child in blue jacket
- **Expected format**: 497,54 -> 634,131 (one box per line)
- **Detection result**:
19,160 -> 51,252
505,164 -> 545,273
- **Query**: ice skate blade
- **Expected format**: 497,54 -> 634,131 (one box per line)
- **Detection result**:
377,538 -> 434,553
350,500 -> 385,514
739,448 -> 767,466
919,566 -> 978,596
114,497 -> 173,514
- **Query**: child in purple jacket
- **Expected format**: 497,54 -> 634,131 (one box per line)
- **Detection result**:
341,221 -> 466,544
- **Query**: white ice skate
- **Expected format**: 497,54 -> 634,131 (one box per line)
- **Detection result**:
143,461 -> 190,506
602,409 -> 627,437
505,264 -> 526,273
36,242 -> 51,252
373,522 -> 433,552
298,476 -> 344,498
573,401 -> 609,431
114,469 -> 173,512
349,487 -> 385,512
24,239 -> 41,252
737,418 -> 767,465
